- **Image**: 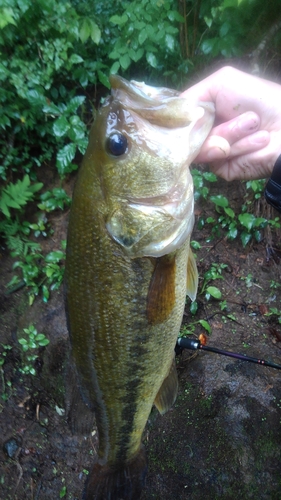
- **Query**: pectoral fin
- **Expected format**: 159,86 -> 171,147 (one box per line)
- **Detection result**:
186,248 -> 198,302
154,360 -> 178,415
147,255 -> 176,325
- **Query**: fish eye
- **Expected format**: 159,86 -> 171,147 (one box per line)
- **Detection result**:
107,132 -> 128,156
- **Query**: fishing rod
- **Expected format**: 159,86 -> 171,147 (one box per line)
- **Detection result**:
176,337 -> 281,371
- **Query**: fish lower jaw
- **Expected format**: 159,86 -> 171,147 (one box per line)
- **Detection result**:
110,212 -> 194,258
141,213 -> 194,257
106,200 -> 194,258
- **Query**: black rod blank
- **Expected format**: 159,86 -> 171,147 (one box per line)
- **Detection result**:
176,337 -> 281,371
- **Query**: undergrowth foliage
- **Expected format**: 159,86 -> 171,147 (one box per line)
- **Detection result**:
0,0 -> 281,304
192,169 -> 280,248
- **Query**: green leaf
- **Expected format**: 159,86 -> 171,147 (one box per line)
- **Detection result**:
138,29 -> 147,45
90,21 -> 101,44
129,48 -> 144,62
60,485 -> 67,498
119,54 -> 131,70
79,19 -> 101,44
206,286 -> 222,299
190,301 -> 198,315
109,50 -> 120,60
36,333 -> 46,342
109,14 -> 128,25
18,338 -> 28,345
224,207 -> 235,218
66,96 -> 86,114
167,10 -> 185,22
201,38 -> 216,54
165,34 -> 175,51
45,251 -> 65,263
204,16 -> 213,29
98,70 -> 110,89
0,8 -> 16,29
42,285 -> 50,302
69,54 -> 84,65
110,61 -> 120,74
219,21 -> 230,37
241,231 -> 252,247
191,240 -> 201,250
227,226 -> 238,240
254,230 -> 262,242
203,172 -> 217,182
146,52 -> 158,68
56,143 -> 76,176
253,217 -> 267,228
43,102 -> 60,115
238,213 -> 255,230
26,89 -> 46,106
53,116 -> 70,138
210,195 -> 229,208
68,115 -> 87,141
37,336 -> 50,346
79,18 -> 92,43
199,319 -> 211,334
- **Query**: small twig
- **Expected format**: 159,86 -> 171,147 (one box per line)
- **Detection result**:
205,310 -> 244,327
36,403 -> 40,421
13,460 -> 23,496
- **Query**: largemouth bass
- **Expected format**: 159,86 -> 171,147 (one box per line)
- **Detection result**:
65,75 -> 214,500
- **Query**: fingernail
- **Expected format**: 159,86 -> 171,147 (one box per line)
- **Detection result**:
238,114 -> 259,133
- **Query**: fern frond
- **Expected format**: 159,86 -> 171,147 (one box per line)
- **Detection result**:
0,175 -> 43,218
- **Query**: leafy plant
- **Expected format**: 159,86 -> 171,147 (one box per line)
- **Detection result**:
108,0 -> 184,80
10,242 -> 66,305
192,169 -> 218,201
180,318 -> 212,337
18,324 -> 49,376
198,192 -> 275,247
0,175 -> 43,218
59,485 -> 67,498
0,343 -> 12,401
200,262 -> 227,300
38,188 -> 71,212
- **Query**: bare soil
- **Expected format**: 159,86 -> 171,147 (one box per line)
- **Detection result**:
1,176 -> 281,500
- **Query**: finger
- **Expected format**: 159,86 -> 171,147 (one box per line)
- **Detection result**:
210,144 -> 274,182
195,135 -> 231,162
212,111 -> 261,144
228,130 -> 270,158
195,130 -> 270,164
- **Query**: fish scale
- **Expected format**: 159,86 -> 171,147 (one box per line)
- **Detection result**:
65,75 -> 214,499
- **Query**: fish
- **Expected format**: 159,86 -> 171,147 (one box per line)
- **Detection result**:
64,75 -> 214,500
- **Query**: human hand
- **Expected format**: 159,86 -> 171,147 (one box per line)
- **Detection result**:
181,66 -> 281,180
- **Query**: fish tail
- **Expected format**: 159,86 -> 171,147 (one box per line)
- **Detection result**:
83,448 -> 147,500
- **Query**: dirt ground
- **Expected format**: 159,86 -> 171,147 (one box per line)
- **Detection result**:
1,176 -> 281,500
